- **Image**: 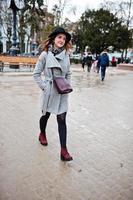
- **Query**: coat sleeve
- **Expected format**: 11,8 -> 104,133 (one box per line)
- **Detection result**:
33,51 -> 47,90
65,54 -> 71,82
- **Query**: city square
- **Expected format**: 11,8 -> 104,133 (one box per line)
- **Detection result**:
0,65 -> 133,200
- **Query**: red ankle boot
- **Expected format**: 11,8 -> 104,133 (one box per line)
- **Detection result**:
39,133 -> 48,146
61,148 -> 73,161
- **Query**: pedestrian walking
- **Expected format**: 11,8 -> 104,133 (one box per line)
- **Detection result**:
81,51 -> 87,71
86,52 -> 93,72
95,54 -> 100,73
92,60 -> 97,72
98,49 -> 109,81
33,27 -> 73,161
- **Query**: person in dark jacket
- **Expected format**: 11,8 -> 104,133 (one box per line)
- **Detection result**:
98,49 -> 109,81
86,52 -> 93,72
81,52 -> 87,71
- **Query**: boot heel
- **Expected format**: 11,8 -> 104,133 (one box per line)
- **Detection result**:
61,154 -> 65,161
60,148 -> 73,161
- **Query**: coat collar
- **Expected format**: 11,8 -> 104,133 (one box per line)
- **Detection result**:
55,50 -> 66,60
46,51 -> 66,70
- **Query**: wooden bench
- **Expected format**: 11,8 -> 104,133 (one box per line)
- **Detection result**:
0,61 -> 4,72
117,63 -> 133,71
0,55 -> 38,71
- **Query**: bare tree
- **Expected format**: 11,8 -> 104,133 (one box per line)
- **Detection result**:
51,0 -> 70,26
101,0 -> 133,28
0,3 -> 12,51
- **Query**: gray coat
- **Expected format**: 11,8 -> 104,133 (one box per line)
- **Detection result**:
33,50 -> 71,115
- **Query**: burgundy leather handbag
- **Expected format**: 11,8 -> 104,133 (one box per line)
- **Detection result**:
52,69 -> 73,94
54,76 -> 73,94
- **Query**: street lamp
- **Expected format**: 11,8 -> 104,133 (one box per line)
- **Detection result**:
7,0 -> 24,55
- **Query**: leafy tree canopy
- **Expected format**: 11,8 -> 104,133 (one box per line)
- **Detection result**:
74,8 -> 132,53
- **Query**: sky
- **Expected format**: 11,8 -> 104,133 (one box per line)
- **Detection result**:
47,0 -> 105,22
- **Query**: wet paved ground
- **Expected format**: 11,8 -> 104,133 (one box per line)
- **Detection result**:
0,65 -> 133,200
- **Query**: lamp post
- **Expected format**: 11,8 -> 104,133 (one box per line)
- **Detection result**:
7,0 -> 24,55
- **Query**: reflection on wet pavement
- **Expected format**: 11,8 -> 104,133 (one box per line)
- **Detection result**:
72,72 -> 101,88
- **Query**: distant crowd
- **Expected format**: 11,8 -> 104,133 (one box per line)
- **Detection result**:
80,49 -> 109,81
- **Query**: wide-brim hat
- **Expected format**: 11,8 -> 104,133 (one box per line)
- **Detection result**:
48,27 -> 71,42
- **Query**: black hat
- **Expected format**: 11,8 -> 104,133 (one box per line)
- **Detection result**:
48,27 -> 71,42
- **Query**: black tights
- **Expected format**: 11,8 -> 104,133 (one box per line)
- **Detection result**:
40,112 -> 50,133
39,112 -> 67,148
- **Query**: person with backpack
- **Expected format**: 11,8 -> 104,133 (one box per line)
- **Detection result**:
98,49 -> 109,81
81,51 -> 87,71
86,52 -> 93,72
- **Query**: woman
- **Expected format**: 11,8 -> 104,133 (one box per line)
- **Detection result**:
33,27 -> 73,161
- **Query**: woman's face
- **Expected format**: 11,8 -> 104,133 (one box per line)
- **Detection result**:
54,33 -> 66,48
